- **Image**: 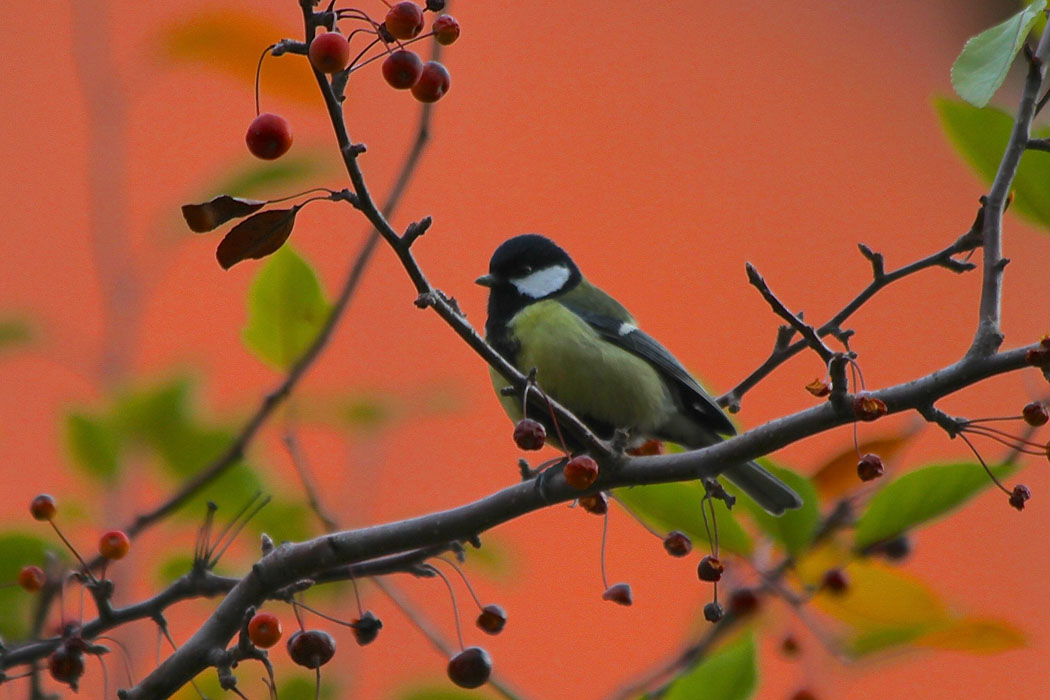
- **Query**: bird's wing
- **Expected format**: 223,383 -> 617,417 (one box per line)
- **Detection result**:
560,302 -> 737,435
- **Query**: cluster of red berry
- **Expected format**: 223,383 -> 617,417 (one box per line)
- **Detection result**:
247,1 -> 460,161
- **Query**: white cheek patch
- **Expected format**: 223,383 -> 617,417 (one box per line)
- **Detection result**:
617,322 -> 638,336
511,265 -> 571,298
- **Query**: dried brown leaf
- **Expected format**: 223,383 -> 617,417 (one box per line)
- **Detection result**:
182,195 -> 265,233
216,207 -> 299,269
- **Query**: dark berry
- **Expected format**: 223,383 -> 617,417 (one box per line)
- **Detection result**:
1022,402 -> 1049,427
703,601 -> 724,623
382,50 -> 424,90
48,646 -> 85,690
384,2 -> 424,40
309,32 -> 350,74
30,494 -> 57,521
245,113 -> 293,160
98,530 -> 130,560
780,634 -> 800,657
18,565 -> 45,592
425,0 -> 446,11
287,629 -> 336,668
791,690 -> 819,700
432,15 -> 460,45
853,393 -> 887,421
663,530 -> 692,557
602,583 -> 633,606
821,568 -> 849,594
1009,484 -> 1031,511
410,61 -> 451,103
697,555 -> 724,582
564,455 -> 599,490
1026,347 -> 1050,367
857,453 -> 884,482
476,604 -> 506,635
513,419 -> 546,450
578,492 -> 608,515
352,611 -> 382,646
248,612 -> 282,648
447,646 -> 492,689
878,535 -> 912,561
728,588 -> 760,616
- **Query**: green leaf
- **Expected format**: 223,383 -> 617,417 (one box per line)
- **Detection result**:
733,464 -> 819,557
854,462 -> 1015,550
0,533 -> 59,639
242,246 -> 331,370
0,318 -> 32,353
935,97 -> 1050,227
615,481 -> 752,557
398,687 -> 497,700
664,632 -> 757,700
64,411 -> 121,483
156,554 -> 196,586
950,1 -> 1046,107
212,155 -> 329,200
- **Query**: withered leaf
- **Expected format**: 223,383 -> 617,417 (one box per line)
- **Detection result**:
182,195 -> 266,233
216,206 -> 300,269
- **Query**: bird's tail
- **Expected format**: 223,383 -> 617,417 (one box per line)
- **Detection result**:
721,461 -> 803,516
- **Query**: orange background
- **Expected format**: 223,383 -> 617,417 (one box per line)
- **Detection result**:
2,1 -> 1050,699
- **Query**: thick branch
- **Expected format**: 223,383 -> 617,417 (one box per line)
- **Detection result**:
969,20 -> 1050,356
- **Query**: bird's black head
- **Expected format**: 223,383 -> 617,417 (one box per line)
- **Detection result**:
477,234 -> 583,348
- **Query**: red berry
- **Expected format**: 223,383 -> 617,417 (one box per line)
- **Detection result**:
728,588 -> 760,616
856,453 -> 884,482
805,378 -> 831,397
287,629 -> 336,668
821,568 -> 849,594
602,582 -> 633,606
564,455 -> 599,490
309,32 -> 350,73
382,50 -> 424,90
1009,484 -> 1031,511
513,419 -> 546,450
447,646 -> 492,689
248,612 -> 282,648
1042,335 -> 1050,350
702,601 -> 724,623
578,492 -> 609,515
697,555 -> 724,582
411,61 -> 451,103
1023,402 -> 1049,427
476,604 -> 506,635
30,494 -> 57,521
351,611 -> 382,646
852,393 -> 887,421
245,113 -> 293,160
98,530 -> 130,560
385,2 -> 424,40
626,439 -> 664,456
432,15 -> 461,45
663,530 -> 692,557
48,646 -> 85,690
791,690 -> 819,700
18,565 -> 45,592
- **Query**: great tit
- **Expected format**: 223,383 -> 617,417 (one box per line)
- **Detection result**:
476,234 -> 802,515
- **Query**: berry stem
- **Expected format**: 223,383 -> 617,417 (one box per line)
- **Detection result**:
254,44 -> 277,116
346,33 -> 433,74
599,510 -> 610,590
961,425 -> 1045,455
435,556 -> 484,610
291,600 -> 362,629
424,564 -> 465,650
958,432 -> 1012,495
49,521 -> 94,582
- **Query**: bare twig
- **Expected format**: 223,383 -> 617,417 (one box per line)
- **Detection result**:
745,262 -> 836,364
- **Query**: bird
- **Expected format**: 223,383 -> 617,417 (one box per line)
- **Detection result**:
476,233 -> 802,515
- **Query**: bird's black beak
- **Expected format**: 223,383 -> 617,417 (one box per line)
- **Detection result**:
475,274 -> 497,287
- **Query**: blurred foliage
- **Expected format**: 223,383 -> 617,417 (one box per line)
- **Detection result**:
810,430 -> 918,500
950,0 -> 1046,107
662,632 -> 756,700
0,533 -> 60,639
397,687 -> 497,700
158,9 -> 317,105
936,98 -> 1050,228
853,461 -> 1016,550
732,462 -> 819,558
0,317 -> 32,355
242,245 -> 331,370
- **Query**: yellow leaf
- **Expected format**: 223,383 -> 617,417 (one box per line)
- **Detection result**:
807,557 -> 948,628
157,10 -> 317,106
916,617 -> 1026,654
